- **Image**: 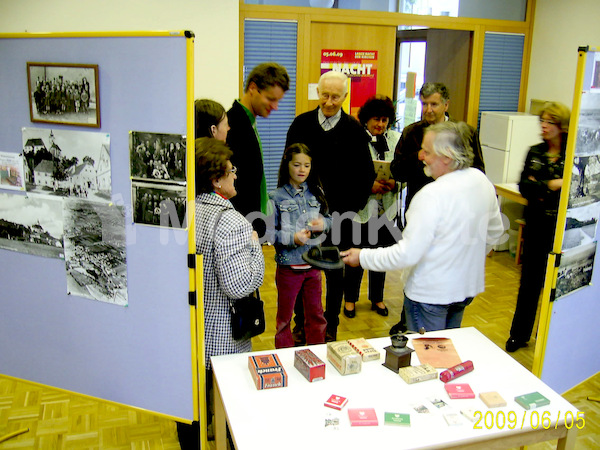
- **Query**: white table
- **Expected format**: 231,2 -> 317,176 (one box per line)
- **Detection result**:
211,327 -> 579,449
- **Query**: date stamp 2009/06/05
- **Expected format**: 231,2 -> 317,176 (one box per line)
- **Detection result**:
472,410 -> 585,430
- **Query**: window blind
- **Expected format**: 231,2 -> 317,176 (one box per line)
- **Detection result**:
244,19 -> 298,192
478,32 -> 525,127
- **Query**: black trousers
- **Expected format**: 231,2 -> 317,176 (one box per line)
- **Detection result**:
344,218 -> 400,304
509,214 -> 556,342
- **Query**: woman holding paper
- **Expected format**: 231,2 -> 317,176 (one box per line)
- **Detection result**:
343,95 -> 401,318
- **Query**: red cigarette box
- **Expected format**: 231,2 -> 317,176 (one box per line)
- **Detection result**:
294,348 -> 326,382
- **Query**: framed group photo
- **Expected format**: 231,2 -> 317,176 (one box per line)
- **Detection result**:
27,62 -> 101,128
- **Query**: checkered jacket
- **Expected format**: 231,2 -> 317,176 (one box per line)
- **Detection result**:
196,193 -> 265,367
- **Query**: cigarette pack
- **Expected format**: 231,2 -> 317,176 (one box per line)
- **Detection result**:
445,383 -> 475,399
324,394 -> 348,410
348,408 -> 378,426
327,341 -> 362,375
294,348 -> 326,382
347,338 -> 381,362
398,363 -> 437,384
514,391 -> 550,410
384,412 -> 410,427
479,391 -> 507,408
248,354 -> 288,390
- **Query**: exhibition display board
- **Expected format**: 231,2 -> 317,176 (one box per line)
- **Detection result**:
533,45 -> 600,393
0,32 -> 198,422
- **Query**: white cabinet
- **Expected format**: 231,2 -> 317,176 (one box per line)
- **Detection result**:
480,111 -> 542,184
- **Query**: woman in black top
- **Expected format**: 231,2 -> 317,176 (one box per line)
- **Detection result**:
506,102 -> 571,352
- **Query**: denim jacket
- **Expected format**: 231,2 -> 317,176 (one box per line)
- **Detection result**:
269,183 -> 331,265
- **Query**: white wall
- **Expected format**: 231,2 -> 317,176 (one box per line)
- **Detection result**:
527,0 -> 600,110
0,0 -> 240,107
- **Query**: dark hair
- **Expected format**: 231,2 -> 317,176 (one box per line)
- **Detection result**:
277,143 -> 328,213
244,62 -> 290,93
419,82 -> 450,102
195,137 -> 233,194
194,99 -> 226,139
357,95 -> 396,128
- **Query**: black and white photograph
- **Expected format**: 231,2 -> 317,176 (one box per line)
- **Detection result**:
22,127 -> 111,202
63,198 -> 127,306
131,181 -> 187,229
27,62 -> 100,127
0,193 -> 64,259
130,131 -> 186,183
568,154 -> 600,208
0,151 -> 26,191
556,241 -> 596,299
575,92 -> 600,157
562,202 -> 600,251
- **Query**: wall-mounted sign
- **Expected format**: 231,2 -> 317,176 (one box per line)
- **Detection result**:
321,49 -> 378,117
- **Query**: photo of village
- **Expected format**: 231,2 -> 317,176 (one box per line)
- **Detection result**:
556,241 -> 597,299
21,127 -> 111,202
0,193 -> 64,259
63,198 -> 127,306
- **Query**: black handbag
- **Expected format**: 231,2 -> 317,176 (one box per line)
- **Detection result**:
229,291 -> 266,341
211,208 -> 265,341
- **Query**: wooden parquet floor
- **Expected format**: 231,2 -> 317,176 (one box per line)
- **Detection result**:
1,248 -> 598,449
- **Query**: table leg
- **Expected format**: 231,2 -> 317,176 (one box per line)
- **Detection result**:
213,373 -> 227,450
557,426 -> 578,450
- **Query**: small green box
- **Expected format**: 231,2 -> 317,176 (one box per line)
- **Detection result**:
514,391 -> 550,410
384,412 -> 411,426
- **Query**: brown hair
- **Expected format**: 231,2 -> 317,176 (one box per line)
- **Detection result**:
195,137 -> 233,194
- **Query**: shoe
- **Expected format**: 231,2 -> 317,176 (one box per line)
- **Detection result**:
325,330 -> 336,342
389,320 -> 407,336
505,337 -> 527,352
371,303 -> 389,316
343,306 -> 356,318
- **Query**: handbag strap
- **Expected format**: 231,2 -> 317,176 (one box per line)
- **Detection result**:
209,206 -> 257,306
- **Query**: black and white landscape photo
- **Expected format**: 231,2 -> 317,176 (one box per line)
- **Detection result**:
0,193 -> 64,259
22,127 -> 111,202
556,241 -> 596,299
63,198 -> 127,306
562,202 -> 600,251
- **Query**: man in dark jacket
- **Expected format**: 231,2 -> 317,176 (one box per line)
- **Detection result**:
226,62 -> 290,235
286,70 -> 375,341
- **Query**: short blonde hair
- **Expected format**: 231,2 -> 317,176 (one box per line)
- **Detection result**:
540,101 -> 570,133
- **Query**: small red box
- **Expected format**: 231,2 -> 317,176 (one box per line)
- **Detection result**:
248,354 -> 288,390
294,348 -> 326,382
445,383 -> 475,399
348,408 -> 378,426
324,394 -> 348,410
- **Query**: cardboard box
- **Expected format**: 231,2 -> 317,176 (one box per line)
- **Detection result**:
347,338 -> 381,362
327,341 -> 362,375
294,348 -> 326,382
398,363 -> 437,384
248,354 -> 288,390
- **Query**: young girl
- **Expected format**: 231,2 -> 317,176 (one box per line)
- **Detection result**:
269,143 -> 331,348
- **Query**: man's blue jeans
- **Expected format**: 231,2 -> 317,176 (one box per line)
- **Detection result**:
404,295 -> 473,332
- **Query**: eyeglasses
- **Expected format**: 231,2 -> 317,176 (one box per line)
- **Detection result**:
319,93 -> 342,102
539,118 -> 558,126
227,166 -> 237,175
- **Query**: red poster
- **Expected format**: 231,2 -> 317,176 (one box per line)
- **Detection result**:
321,49 -> 378,117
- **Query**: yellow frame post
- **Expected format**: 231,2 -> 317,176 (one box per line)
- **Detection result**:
532,47 -> 592,377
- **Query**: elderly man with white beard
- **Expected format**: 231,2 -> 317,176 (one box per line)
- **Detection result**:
341,121 -> 505,332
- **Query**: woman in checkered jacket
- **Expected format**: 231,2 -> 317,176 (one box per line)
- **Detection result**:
195,137 -> 265,367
